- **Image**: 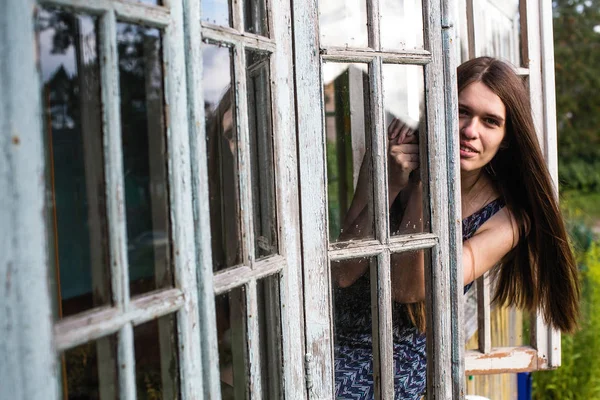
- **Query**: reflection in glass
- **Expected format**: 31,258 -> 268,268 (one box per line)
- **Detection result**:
323,63 -> 373,243
380,0 -> 424,50
202,0 -> 231,27
134,314 -> 180,399
117,23 -> 173,296
37,7 -> 111,318
382,64 -> 429,236
257,275 -> 283,398
319,0 -> 368,48
331,257 -> 375,394
247,50 -> 277,259
243,0 -> 268,36
62,335 -> 118,399
203,43 -> 243,271
216,287 -> 249,400
391,249 -> 429,395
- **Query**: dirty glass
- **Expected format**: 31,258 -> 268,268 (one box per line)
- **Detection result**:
202,0 -> 232,27
216,286 -> 249,400
117,23 -> 174,296
323,62 -> 374,244
37,7 -> 111,318
319,0 -> 368,48
134,314 -> 180,399
62,334 -> 118,399
243,0 -> 268,36
380,0 -> 424,50
203,43 -> 243,271
256,275 -> 283,398
247,50 -> 278,259
382,64 -> 429,236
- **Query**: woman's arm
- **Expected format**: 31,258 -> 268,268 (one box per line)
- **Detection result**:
390,195 -> 520,303
332,119 -> 420,288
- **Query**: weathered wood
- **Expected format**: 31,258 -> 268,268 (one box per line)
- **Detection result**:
539,0 -> 561,368
99,9 -> 129,311
373,253 -> 394,400
200,24 -> 277,52
268,0 -> 309,394
292,0 -> 335,398
423,0 -> 454,397
321,48 -> 431,64
329,234 -> 438,261
476,274 -> 492,354
182,0 -> 222,396
38,0 -> 170,27
247,280 -> 264,397
441,0 -> 464,397
0,1 -> 59,399
54,289 -> 185,351
118,323 -> 137,399
163,0 -> 205,396
465,346 -> 541,374
213,257 -> 285,295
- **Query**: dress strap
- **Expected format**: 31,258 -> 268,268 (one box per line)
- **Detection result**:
462,198 -> 506,241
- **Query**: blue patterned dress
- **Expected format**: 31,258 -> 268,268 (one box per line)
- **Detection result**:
334,198 -> 505,399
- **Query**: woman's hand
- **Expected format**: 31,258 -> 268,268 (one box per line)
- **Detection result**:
388,119 -> 420,196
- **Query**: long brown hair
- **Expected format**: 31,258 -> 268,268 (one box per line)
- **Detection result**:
455,56 -> 580,333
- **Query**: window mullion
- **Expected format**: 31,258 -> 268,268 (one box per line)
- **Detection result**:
247,279 -> 264,397
476,274 -> 492,353
232,0 -> 245,32
233,43 -> 256,267
182,0 -> 223,395
99,10 -> 136,398
1,1 -> 59,399
367,0 -> 381,50
423,0 -> 454,397
118,323 -> 137,399
163,0 -> 205,396
372,252 -> 394,399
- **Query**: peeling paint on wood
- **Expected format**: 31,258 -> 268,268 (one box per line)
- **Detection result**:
1,1 -> 59,399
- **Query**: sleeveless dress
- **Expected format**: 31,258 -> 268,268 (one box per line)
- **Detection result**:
334,198 -> 505,399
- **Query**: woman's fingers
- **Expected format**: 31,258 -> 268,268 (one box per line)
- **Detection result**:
390,143 -> 419,155
388,118 -> 400,140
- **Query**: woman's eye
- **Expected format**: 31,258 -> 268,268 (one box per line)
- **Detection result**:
459,108 -> 468,116
485,118 -> 499,126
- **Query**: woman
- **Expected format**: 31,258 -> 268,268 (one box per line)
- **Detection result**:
332,57 -> 580,399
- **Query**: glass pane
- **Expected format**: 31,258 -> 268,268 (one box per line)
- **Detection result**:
117,23 -> 173,296
331,257 -> 375,397
319,0 -> 368,48
247,50 -> 277,259
382,64 -> 429,236
323,63 -> 374,243
134,314 -> 180,399
391,249 -> 429,397
467,0 -> 521,66
202,0 -> 231,27
243,0 -> 268,36
62,335 -> 118,400
257,275 -> 283,398
380,0 -> 424,50
203,43 -> 243,271
37,7 -> 111,318
216,286 -> 249,399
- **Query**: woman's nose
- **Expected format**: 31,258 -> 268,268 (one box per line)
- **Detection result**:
461,118 -> 478,139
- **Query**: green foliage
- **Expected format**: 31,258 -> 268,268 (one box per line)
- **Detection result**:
533,241 -> 600,399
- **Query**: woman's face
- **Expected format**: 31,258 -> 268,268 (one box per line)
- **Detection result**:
458,81 -> 507,174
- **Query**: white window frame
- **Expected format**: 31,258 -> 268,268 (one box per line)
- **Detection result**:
293,0 -> 463,398
189,0 -> 306,397
459,0 -> 561,374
